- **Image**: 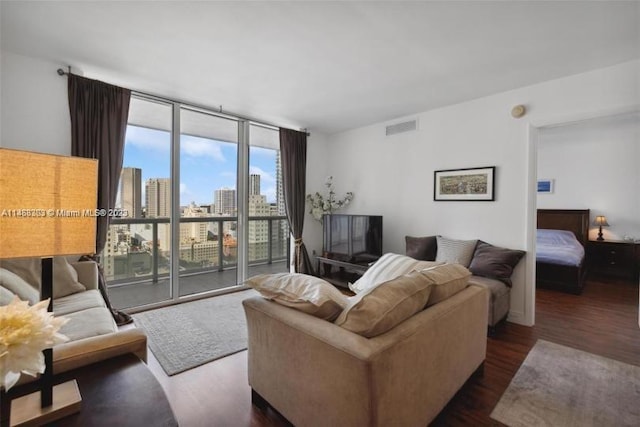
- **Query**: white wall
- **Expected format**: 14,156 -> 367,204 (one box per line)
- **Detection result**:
306,60 -> 639,326
1,50 -> 71,154
538,113 -> 640,241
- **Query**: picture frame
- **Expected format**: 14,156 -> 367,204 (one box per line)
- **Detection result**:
537,179 -> 554,194
434,166 -> 495,201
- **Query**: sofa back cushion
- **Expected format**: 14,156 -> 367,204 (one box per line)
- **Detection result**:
405,235 -> 438,261
246,273 -> 348,321
468,241 -> 525,286
435,236 -> 478,267
349,253 -> 442,294
421,263 -> 472,307
335,270 -> 434,338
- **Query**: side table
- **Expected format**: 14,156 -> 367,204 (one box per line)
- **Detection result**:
587,240 -> 639,281
5,353 -> 177,427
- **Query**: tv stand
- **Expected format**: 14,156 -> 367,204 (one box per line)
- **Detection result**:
316,256 -> 373,290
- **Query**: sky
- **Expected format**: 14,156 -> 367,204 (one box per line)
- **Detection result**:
122,125 -> 279,206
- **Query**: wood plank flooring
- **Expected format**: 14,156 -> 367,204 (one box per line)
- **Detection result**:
141,276 -> 639,427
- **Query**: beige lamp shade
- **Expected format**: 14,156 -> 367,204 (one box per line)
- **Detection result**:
593,215 -> 610,227
0,148 -> 98,259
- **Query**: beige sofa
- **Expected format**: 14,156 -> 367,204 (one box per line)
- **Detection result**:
243,284 -> 489,427
1,260 -> 147,385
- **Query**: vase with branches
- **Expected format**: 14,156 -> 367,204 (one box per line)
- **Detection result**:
306,176 -> 354,222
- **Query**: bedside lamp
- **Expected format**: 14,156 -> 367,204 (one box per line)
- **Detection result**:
0,148 -> 98,426
593,215 -> 610,241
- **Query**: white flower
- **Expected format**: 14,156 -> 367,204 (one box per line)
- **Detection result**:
306,178 -> 354,223
0,297 -> 69,391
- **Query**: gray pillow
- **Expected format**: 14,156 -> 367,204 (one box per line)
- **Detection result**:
468,240 -> 525,286
435,236 -> 478,267
405,235 -> 438,261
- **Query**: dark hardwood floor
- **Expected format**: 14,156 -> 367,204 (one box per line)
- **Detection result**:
143,276 -> 639,427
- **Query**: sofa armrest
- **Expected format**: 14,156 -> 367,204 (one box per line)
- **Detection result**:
70,261 -> 99,290
53,328 -> 147,374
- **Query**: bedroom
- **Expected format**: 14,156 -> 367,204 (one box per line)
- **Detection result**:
536,112 -> 640,295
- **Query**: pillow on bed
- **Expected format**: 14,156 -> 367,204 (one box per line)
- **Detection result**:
405,235 -> 438,261
435,236 -> 478,267
468,241 -> 525,286
245,273 -> 348,321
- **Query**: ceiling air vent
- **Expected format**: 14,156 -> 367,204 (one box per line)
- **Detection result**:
385,119 -> 418,136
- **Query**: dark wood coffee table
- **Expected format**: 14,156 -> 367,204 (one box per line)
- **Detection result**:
5,353 -> 178,426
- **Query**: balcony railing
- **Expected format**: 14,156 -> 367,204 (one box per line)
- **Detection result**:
105,215 -> 290,287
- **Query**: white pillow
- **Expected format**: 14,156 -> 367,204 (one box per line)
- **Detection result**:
246,273 -> 348,321
435,236 -> 478,267
349,253 -> 443,294
0,268 -> 39,304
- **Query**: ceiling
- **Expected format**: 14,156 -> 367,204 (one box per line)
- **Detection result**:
1,1 -> 639,134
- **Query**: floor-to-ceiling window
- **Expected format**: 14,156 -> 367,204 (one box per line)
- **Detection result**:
106,96 -> 289,311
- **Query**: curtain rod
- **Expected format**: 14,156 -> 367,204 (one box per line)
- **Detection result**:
56,68 -> 310,136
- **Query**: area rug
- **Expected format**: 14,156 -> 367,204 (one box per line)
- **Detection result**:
491,339 -> 640,427
133,289 -> 259,376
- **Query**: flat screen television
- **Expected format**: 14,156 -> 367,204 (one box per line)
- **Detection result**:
322,214 -> 382,264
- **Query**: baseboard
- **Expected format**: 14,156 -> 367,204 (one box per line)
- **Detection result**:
507,311 -> 529,326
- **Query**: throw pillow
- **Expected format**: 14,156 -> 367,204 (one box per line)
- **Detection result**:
468,241 -> 525,286
52,257 -> 87,298
349,253 -> 442,294
0,268 -> 40,304
405,235 -> 438,261
0,258 -> 41,288
1,285 -> 17,306
435,236 -> 478,267
420,263 -> 471,306
335,270 -> 434,338
0,257 -> 87,298
245,273 -> 348,321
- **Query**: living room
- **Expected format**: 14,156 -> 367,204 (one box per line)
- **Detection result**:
1,1 -> 639,426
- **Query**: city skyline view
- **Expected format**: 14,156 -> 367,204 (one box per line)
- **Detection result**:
122,125 -> 280,208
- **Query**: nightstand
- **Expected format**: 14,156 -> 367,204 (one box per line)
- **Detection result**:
587,240 -> 639,281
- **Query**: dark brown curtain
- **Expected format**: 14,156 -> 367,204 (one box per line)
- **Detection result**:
279,128 -> 314,274
68,74 -> 131,253
68,74 -> 132,325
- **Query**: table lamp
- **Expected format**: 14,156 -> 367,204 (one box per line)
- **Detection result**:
0,148 -> 98,426
593,215 -> 610,241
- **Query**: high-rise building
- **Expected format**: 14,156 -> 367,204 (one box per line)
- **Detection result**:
248,194 -> 270,261
146,178 -> 171,218
249,174 -> 261,196
120,167 -> 142,218
275,151 -> 289,254
214,187 -> 236,216
275,152 -> 285,216
180,202 -> 210,244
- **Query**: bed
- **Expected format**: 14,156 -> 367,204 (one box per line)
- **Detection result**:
536,209 -> 590,294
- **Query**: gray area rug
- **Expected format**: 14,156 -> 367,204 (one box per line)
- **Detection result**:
133,289 -> 259,376
491,339 -> 640,427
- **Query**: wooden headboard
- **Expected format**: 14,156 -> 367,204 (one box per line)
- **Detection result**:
537,209 -> 590,247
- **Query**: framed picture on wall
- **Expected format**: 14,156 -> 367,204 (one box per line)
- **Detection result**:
433,166 -> 495,201
537,179 -> 554,194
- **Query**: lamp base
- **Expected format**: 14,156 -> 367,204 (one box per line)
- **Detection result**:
10,380 -> 81,427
